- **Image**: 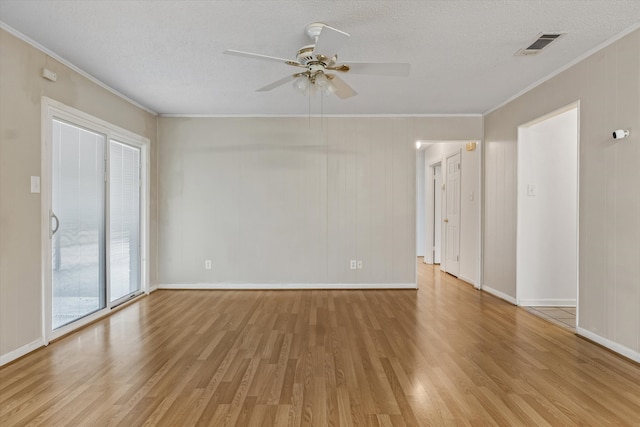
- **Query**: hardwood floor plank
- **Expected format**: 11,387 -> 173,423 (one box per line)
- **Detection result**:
2,261 -> 640,426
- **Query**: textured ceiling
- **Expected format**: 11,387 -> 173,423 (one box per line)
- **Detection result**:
1,0 -> 639,115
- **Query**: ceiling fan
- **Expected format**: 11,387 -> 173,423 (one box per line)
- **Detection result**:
224,22 -> 410,99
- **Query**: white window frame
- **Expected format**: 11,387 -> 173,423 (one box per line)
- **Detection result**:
41,97 -> 150,344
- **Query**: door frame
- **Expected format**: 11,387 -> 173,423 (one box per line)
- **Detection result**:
40,97 -> 150,344
515,101 -> 580,317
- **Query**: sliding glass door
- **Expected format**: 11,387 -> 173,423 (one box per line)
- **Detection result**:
109,140 -> 141,303
45,99 -> 147,338
51,119 -> 106,329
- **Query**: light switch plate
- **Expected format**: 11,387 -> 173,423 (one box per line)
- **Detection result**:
527,184 -> 537,197
30,176 -> 40,193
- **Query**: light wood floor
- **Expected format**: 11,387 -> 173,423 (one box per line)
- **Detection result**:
2,262 -> 640,426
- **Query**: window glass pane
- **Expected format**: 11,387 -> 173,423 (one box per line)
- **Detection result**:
52,119 -> 106,329
109,140 -> 141,302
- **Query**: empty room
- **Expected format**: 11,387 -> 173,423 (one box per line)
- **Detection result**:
1,1 -> 639,425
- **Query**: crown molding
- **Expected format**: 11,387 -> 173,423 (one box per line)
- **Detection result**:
0,21 -> 157,116
159,113 -> 484,118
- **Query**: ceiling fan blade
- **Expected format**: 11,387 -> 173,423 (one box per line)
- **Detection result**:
256,74 -> 297,92
224,49 -> 302,67
312,25 -> 350,59
342,62 -> 411,76
329,75 -> 357,99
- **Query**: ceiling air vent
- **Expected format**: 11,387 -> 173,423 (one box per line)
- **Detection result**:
515,33 -> 566,56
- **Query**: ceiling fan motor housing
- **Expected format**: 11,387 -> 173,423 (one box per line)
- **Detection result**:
296,44 -> 335,84
296,46 -> 316,65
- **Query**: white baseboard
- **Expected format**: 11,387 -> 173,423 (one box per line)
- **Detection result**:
0,337 -> 45,367
158,283 -> 418,290
147,284 -> 158,293
518,299 -> 576,307
576,327 -> 640,363
457,275 -> 479,289
482,285 -> 517,305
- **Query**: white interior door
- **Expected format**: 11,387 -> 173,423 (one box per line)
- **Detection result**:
444,151 -> 461,276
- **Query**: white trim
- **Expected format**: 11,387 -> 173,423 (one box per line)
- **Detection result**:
482,285 -> 517,305
43,97 -> 149,144
41,97 -> 150,343
574,102 -> 581,328
576,327 -> 640,364
0,338 -> 45,367
0,21 -> 157,116
41,100 -> 52,345
518,299 -> 576,307
515,102 -> 580,315
457,275 -> 479,289
158,283 -> 418,290
425,159 -> 441,267
484,22 -> 640,115
479,119 -> 485,293
159,113 -> 484,118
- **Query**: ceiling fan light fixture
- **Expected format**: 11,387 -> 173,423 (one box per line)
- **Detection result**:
324,81 -> 337,96
315,72 -> 330,88
293,76 -> 310,93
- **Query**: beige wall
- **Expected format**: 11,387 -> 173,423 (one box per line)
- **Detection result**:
157,116 -> 482,286
0,23 -> 481,359
0,29 -> 158,358
484,29 -> 640,356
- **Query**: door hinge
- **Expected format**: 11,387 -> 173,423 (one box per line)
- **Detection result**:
456,255 -> 459,261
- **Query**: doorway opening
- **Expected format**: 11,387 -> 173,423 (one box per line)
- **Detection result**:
516,103 -> 579,330
418,141 -> 482,288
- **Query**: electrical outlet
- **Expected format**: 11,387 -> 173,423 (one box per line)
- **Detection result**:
357,260 -> 363,269
205,260 -> 212,270
350,260 -> 357,270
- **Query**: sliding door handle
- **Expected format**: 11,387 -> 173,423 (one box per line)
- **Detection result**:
50,210 -> 60,238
